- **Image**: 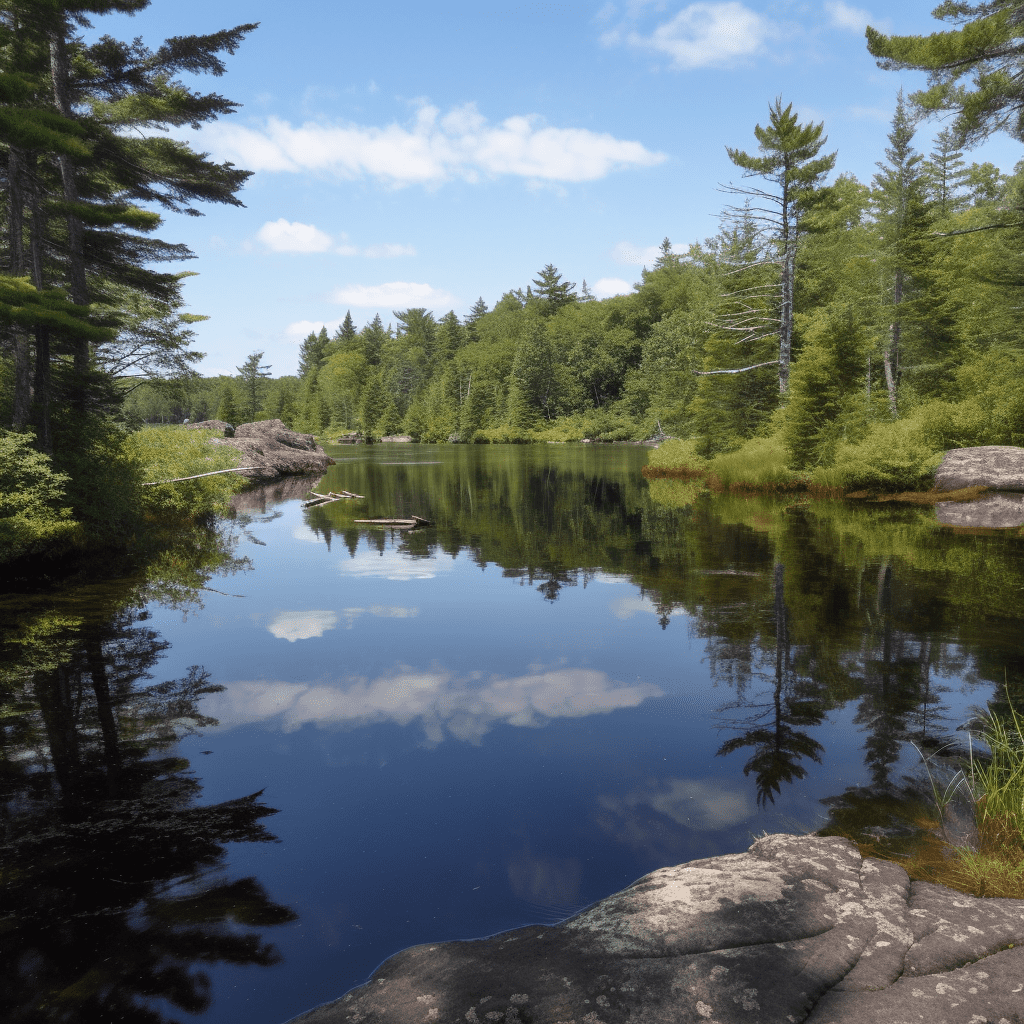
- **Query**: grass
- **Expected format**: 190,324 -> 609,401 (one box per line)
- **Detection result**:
839,693 -> 1024,900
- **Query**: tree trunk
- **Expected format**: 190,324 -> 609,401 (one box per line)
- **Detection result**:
8,147 -> 32,430
49,28 -> 91,408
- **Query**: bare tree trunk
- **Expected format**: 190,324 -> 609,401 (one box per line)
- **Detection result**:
778,240 -> 794,394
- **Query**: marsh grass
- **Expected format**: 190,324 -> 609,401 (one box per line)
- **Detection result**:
902,697 -> 1024,899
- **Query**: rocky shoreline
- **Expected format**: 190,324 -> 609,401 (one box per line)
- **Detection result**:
285,834 -> 1024,1024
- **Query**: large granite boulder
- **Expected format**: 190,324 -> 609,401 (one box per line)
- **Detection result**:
935,446 -> 1024,491
210,419 -> 333,482
287,834 -> 1024,1024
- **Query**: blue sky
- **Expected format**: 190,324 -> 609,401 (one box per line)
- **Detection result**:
88,1 -> 1021,376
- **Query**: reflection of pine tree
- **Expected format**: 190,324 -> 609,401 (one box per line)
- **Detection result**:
0,609 -> 296,1024
715,563 -> 826,807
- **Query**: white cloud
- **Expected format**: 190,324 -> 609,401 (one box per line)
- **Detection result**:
267,610 -> 339,642
198,103 -> 666,186
611,2 -> 772,69
257,218 -> 333,253
203,667 -> 664,743
331,281 -> 456,310
600,776 -> 755,832
825,1 -> 872,33
592,277 -> 634,299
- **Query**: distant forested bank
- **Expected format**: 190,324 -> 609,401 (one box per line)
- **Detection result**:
131,96 -> 1024,493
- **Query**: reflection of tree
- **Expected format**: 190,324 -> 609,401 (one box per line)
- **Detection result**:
715,564 -> 826,807
1,598 -> 294,1022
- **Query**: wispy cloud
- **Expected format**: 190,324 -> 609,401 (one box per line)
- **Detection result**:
592,277 -> 634,299
257,218 -> 333,253
604,2 -> 775,69
825,1 -> 875,33
600,776 -> 755,832
284,319 -> 343,343
199,102 -> 666,186
331,282 -> 457,312
256,220 -> 415,258
203,667 -> 664,744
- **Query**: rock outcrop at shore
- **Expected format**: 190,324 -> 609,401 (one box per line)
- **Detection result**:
287,834 -> 1024,1024
208,419 -> 334,482
935,445 -> 1024,491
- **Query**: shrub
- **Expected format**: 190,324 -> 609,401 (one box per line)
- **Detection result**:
0,431 -> 80,562
706,436 -> 803,492
127,425 -> 244,521
645,437 -> 709,475
812,418 -> 942,492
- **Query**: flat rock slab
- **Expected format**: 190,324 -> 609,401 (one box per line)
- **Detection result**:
937,492 -> 1024,529
935,446 -> 1024,491
286,835 -> 1024,1024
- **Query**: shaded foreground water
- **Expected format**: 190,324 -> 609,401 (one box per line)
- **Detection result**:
2,443 -> 1022,1024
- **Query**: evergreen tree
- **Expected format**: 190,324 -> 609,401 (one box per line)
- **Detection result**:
531,264 -> 577,316
359,313 -> 389,366
719,98 -> 837,392
297,326 -> 329,378
872,91 -> 930,416
235,351 -> 271,422
922,128 -> 970,215
332,310 -> 357,348
464,297 -> 489,343
867,1 -> 1024,146
215,379 -> 239,425
653,237 -> 679,270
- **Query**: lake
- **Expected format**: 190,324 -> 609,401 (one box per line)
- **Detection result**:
2,442 -> 1022,1024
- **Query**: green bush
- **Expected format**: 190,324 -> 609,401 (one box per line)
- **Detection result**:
707,436 -> 801,490
812,418 -> 942,492
0,431 -> 80,562
646,437 -> 709,473
127,426 -> 244,521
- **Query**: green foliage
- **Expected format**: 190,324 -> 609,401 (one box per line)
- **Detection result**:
646,437 -> 709,473
0,431 -> 79,562
706,436 -> 798,490
127,426 -> 244,521
216,380 -> 240,425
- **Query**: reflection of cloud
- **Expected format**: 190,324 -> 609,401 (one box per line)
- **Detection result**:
339,549 -> 454,580
600,777 -> 754,832
339,605 -> 419,628
609,595 -> 660,620
508,852 -> 582,917
268,610 -> 339,642
204,667 -> 663,743
292,524 -> 323,542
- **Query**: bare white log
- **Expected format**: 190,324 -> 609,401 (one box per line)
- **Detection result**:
142,467 -> 256,486
693,360 -> 781,376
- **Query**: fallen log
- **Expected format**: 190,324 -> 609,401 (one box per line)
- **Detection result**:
142,467 -> 257,486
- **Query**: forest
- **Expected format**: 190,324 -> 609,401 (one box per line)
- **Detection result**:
4,0 -> 1024,562
128,88 -> 1024,493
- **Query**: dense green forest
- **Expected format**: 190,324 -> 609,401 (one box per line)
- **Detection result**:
128,87 -> 1024,493
5,0 -> 1024,563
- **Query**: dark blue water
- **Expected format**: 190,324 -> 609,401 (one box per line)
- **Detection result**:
2,443 -> 1020,1024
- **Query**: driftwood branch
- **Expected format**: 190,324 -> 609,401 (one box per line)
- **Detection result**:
693,360 -> 781,376
142,467 -> 256,486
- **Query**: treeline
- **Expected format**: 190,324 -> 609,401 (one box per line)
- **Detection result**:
155,93 -> 1022,491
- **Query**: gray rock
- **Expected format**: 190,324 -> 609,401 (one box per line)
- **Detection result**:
185,418 -> 234,436
210,419 -> 334,482
285,834 -> 1024,1024
935,446 -> 1024,491
937,492 -> 1024,529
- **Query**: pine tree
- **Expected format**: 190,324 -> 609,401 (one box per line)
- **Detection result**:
333,310 -> 357,348
653,237 -> 679,270
236,351 -> 271,422
298,326 -> 329,378
718,98 -> 837,392
216,379 -> 239,425
922,128 -> 970,215
464,297 -> 489,342
867,1 -> 1024,146
531,264 -> 577,316
871,92 -> 934,415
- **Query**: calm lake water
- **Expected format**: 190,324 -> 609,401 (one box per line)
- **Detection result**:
2,443 -> 1023,1024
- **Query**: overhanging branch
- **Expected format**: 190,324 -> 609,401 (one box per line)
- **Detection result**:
694,360 -> 780,376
